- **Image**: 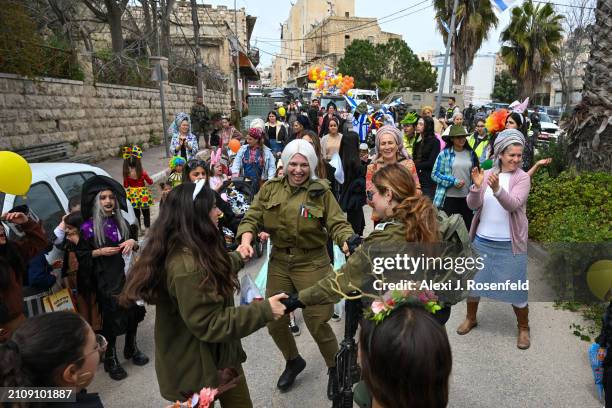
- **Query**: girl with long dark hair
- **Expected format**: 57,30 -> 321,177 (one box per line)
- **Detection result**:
413,116 -> 441,200
338,131 -> 366,236
120,181 -> 287,406
0,311 -> 106,407
122,146 -> 153,232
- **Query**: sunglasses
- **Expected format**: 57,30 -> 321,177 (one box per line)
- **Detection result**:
74,334 -> 107,363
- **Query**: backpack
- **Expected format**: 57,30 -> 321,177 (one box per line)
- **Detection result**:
434,210 -> 478,306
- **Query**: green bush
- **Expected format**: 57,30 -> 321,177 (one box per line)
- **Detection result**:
528,171 -> 612,242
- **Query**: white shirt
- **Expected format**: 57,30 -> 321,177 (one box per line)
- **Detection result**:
476,172 -> 511,241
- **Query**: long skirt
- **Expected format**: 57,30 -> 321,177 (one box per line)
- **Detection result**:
470,235 -> 528,304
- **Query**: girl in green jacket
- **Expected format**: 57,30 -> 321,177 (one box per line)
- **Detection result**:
120,180 -> 287,406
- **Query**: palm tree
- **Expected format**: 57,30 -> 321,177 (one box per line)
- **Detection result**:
434,0 -> 498,85
500,0 -> 564,99
566,0 -> 612,172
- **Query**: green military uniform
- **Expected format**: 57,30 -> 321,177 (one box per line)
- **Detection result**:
190,102 -> 210,139
154,249 -> 274,405
298,213 -> 474,307
230,108 -> 241,131
237,176 -> 354,367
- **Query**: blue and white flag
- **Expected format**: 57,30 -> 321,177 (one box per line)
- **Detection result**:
353,114 -> 369,143
344,95 -> 358,111
491,0 -> 518,12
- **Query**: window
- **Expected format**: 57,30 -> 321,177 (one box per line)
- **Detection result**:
345,35 -> 350,47
412,94 -> 422,101
14,182 -> 65,241
56,173 -> 86,202
345,12 -> 349,17
368,36 -> 375,43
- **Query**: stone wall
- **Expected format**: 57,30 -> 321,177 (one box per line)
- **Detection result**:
0,73 -> 230,159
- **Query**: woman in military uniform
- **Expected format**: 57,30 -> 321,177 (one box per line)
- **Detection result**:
236,139 -> 355,397
293,163 -> 464,323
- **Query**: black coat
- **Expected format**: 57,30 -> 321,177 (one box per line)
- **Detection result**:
339,165 -> 366,211
413,135 -> 441,197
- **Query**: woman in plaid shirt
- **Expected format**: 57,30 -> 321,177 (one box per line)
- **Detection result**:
431,125 -> 480,230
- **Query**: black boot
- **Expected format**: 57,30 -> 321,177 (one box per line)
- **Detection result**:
277,355 -> 306,391
124,330 -> 149,366
327,367 -> 338,400
104,345 -> 127,381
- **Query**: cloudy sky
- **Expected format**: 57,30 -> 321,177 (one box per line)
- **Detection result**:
210,0 -> 517,66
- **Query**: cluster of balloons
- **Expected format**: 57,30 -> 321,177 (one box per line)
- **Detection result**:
0,151 -> 32,196
307,66 -> 355,95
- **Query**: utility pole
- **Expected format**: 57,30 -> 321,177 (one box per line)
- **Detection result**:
234,0 -> 242,117
435,0 -> 459,117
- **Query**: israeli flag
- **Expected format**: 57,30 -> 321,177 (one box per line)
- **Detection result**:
353,114 -> 368,143
344,95 -> 358,111
491,0 -> 517,12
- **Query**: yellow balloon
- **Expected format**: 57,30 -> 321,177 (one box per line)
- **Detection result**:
587,260 -> 612,301
278,107 -> 286,117
320,70 -> 327,80
0,151 -> 32,195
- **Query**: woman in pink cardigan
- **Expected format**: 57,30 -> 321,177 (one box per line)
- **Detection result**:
456,129 -> 532,350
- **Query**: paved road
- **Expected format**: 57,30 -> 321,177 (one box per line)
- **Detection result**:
88,154 -> 601,408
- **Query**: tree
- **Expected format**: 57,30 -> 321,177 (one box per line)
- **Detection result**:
551,0 -> 594,113
491,71 -> 518,102
81,0 -> 129,56
337,39 -> 384,89
338,39 -> 437,92
434,0 -> 498,85
500,0 -> 564,99
190,0 -> 204,98
566,0 -> 612,172
376,38 -> 438,92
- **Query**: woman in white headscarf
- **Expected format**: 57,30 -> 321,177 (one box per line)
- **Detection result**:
456,128 -> 533,350
235,139 -> 356,398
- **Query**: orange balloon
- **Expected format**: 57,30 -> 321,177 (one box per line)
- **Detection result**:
228,138 -> 241,153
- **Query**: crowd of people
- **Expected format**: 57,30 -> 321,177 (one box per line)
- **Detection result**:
0,92 -> 571,408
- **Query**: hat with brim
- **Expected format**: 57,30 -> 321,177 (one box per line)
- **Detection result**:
446,125 -> 469,137
81,175 -> 127,220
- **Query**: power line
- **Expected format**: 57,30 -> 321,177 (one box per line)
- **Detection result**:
533,0 -> 595,10
255,0 -> 431,43
257,3 -> 433,62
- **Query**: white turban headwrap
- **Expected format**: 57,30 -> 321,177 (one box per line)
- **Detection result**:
280,139 -> 318,180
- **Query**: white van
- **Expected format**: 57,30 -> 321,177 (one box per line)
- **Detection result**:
0,163 -> 137,244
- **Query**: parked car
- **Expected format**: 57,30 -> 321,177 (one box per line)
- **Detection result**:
0,163 -> 137,251
528,111 -> 562,144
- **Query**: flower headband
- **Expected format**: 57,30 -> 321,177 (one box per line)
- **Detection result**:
364,289 -> 442,324
123,145 -> 142,160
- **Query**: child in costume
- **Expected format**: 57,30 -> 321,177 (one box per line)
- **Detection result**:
167,156 -> 186,188
122,146 -> 153,231
209,149 -> 229,192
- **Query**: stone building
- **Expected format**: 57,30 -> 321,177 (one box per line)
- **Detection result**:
272,0 -> 355,86
286,15 -> 401,87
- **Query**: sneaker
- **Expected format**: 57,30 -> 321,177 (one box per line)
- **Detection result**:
331,313 -> 341,322
289,318 -> 301,336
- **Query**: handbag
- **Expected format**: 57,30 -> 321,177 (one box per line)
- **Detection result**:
43,288 -> 77,313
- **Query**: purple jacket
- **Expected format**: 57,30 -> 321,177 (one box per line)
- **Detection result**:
466,169 -> 531,254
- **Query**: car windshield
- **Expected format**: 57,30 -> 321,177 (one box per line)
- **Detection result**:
320,97 -> 347,111
539,113 -> 553,123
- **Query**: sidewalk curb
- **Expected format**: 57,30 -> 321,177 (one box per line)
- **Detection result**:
151,169 -> 169,183
528,240 -> 549,263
